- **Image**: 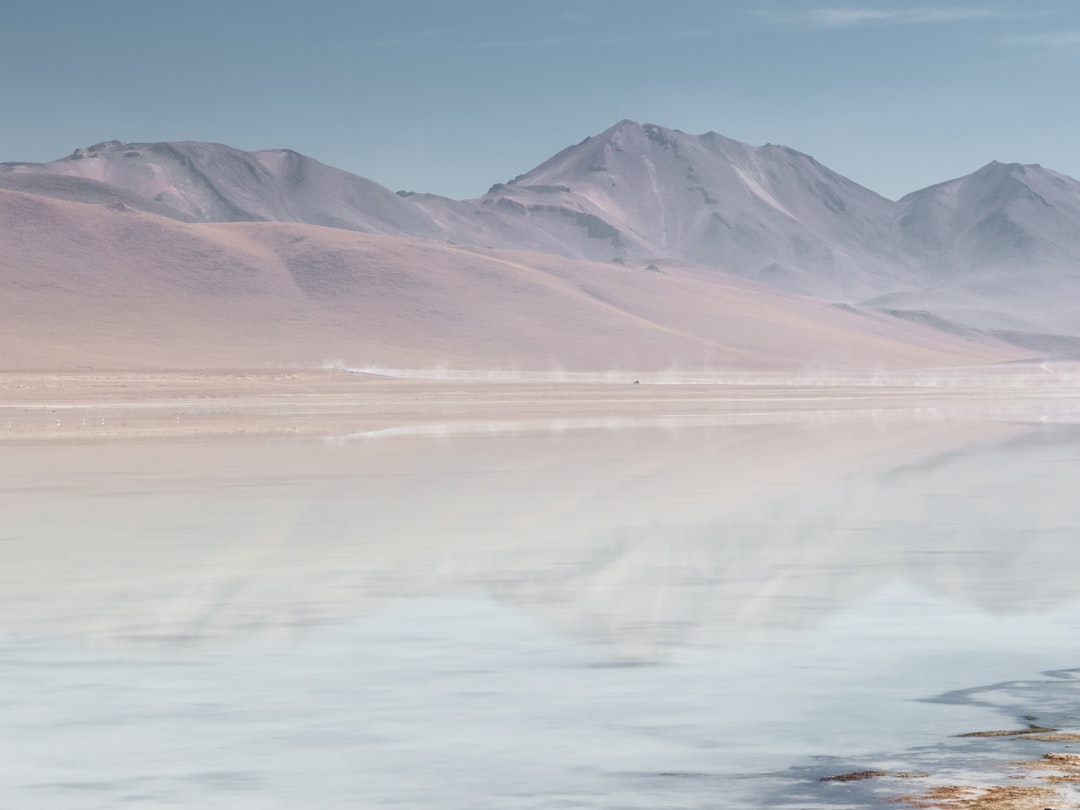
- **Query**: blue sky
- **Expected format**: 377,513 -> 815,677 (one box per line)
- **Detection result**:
3,0 -> 1079,200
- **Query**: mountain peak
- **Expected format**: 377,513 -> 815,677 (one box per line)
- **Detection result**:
67,140 -> 129,160
599,119 -> 689,138
1,137 -> 445,236
969,160 -> 1055,183
979,160 -> 1028,173
962,161 -> 1057,198
9,125 -> 1080,353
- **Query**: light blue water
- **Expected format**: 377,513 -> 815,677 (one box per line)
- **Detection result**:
3,416 -> 1080,808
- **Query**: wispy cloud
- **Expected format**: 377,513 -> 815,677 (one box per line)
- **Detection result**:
810,9 -> 896,26
1003,30 -> 1080,49
771,6 -> 1003,28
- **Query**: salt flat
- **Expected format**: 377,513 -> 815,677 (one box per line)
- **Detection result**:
4,364 -> 1080,442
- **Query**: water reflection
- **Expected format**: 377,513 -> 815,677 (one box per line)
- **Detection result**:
3,415 -> 1078,655
4,414 -> 1080,808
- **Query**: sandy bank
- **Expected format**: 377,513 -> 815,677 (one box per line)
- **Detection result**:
4,365 -> 1080,442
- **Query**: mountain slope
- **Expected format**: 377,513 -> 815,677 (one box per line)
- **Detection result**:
0,188 -> 1017,371
409,120 -> 908,299
897,161 -> 1080,274
0,124 -> 922,300
868,162 -> 1080,338
8,125 -> 1080,349
1,139 -> 445,237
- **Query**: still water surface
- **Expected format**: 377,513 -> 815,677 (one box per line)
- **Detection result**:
3,413 -> 1080,808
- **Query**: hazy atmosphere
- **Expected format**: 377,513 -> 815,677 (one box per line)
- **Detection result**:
5,0 -> 1080,199
7,3 -> 1080,809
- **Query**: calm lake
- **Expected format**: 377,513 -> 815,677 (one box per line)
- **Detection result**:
4,410 -> 1080,808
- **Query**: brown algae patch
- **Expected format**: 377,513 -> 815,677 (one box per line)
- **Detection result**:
865,716 -> 1080,807
959,725 -> 1056,738
1022,733 -> 1080,743
819,770 -> 890,782
1019,751 -> 1080,784
888,783 -> 1063,809
889,753 -> 1080,808
819,770 -> 929,782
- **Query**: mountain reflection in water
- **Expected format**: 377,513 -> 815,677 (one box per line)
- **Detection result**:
3,414 -> 1078,657
6,412 -> 1080,809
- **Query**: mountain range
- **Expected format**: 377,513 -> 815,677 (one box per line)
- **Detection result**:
3,120 -> 1078,369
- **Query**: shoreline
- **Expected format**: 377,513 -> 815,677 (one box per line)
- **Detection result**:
4,367 -> 1080,442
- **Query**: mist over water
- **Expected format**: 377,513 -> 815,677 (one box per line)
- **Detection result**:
4,411 -> 1080,807
345,360 -> 1080,389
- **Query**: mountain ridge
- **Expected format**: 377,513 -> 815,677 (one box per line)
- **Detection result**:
0,184 -> 1020,371
4,120 -> 1080,352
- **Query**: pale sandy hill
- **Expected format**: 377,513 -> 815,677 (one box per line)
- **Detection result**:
0,188 -> 1024,371
9,130 -> 1080,350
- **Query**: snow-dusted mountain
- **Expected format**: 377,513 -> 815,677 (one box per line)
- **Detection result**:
5,121 -> 1080,351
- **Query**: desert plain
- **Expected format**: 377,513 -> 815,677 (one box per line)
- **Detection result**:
5,362 -> 1080,444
